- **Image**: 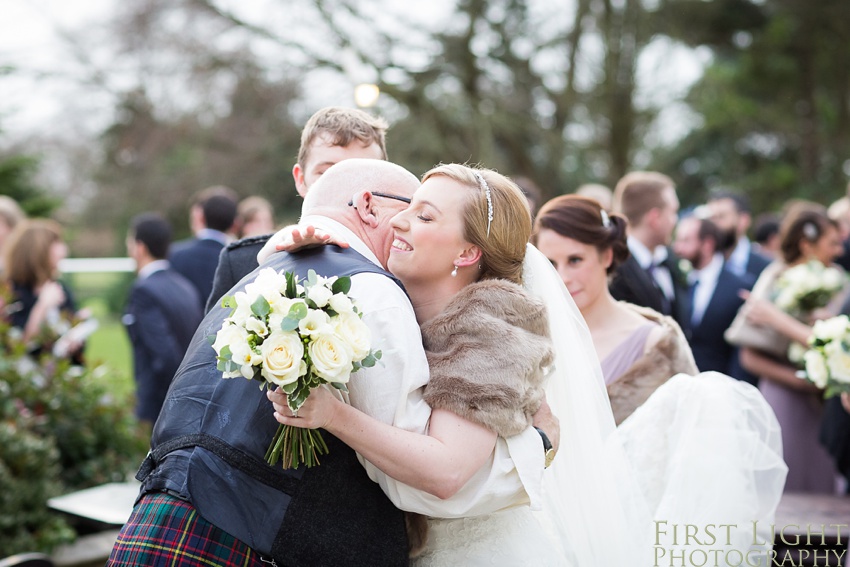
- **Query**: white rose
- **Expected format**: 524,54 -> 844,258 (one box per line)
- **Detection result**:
299,309 -> 332,337
787,342 -> 807,364
309,333 -> 354,384
306,283 -> 334,308
245,317 -> 269,337
812,316 -> 850,343
804,350 -> 829,389
231,291 -> 255,323
260,331 -> 305,387
328,293 -> 354,314
825,340 -> 850,384
823,268 -> 844,291
334,311 -> 372,360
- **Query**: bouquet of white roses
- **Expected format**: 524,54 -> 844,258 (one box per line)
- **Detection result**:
211,268 -> 380,469
773,260 -> 845,316
801,315 -> 850,397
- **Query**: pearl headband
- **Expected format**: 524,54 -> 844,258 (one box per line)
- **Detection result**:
473,171 -> 494,237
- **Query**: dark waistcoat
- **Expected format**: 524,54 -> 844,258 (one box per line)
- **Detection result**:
136,246 -> 409,567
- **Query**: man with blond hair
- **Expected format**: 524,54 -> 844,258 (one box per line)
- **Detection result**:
206,107 -> 389,311
610,171 -> 691,330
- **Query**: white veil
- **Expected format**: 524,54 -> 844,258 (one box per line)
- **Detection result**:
522,243 -> 787,565
523,243 -> 652,565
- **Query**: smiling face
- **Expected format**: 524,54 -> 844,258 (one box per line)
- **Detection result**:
387,175 -> 474,287
807,224 -> 844,265
535,227 -> 612,313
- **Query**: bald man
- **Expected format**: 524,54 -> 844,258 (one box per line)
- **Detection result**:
111,160 -> 551,567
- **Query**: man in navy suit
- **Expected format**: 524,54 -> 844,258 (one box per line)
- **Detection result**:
609,171 -> 691,331
125,213 -> 204,426
673,215 -> 751,380
707,190 -> 771,286
170,186 -> 238,310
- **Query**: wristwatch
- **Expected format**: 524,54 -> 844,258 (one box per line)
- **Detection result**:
534,426 -> 556,468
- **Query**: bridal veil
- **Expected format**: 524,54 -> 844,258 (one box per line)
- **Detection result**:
522,244 -> 787,565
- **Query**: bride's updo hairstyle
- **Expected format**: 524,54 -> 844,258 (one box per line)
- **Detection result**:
532,195 -> 629,275
778,203 -> 835,264
421,164 -> 531,285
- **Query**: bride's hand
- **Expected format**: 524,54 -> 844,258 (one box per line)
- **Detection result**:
267,385 -> 341,429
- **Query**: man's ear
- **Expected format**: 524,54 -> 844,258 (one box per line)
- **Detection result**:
351,191 -> 380,228
292,164 -> 308,198
455,245 -> 482,268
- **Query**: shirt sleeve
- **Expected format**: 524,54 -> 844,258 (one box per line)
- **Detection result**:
346,273 -> 542,517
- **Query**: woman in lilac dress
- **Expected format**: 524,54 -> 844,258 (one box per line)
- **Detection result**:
739,206 -> 845,493
533,195 -> 696,424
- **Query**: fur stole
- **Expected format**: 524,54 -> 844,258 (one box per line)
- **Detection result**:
606,303 -> 698,426
420,279 -> 554,437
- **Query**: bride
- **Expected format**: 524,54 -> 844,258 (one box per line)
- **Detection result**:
267,163 -> 786,565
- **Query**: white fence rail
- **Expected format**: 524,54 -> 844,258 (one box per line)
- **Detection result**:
59,258 -> 136,274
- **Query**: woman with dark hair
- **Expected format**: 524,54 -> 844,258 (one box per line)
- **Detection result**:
738,205 -> 846,493
533,194 -> 697,424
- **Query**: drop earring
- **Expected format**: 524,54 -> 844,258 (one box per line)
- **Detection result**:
451,265 -> 458,277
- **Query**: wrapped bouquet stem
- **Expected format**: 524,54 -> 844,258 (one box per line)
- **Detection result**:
211,268 -> 381,468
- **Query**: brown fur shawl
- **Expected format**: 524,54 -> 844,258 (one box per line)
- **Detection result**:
420,279 -> 554,437
606,302 -> 697,425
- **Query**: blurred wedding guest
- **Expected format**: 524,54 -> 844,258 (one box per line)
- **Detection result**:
739,207 -> 845,493
673,215 -> 751,381
512,176 -> 543,217
170,185 -> 238,310
576,183 -> 613,210
707,190 -> 771,285
3,219 -> 82,357
534,195 -> 696,425
0,195 -> 25,271
236,196 -> 276,239
125,213 -> 203,427
206,106 -> 388,312
829,197 -> 850,272
752,212 -> 781,259
609,171 -> 691,331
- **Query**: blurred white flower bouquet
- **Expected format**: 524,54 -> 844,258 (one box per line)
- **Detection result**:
773,260 -> 845,316
801,315 -> 850,397
211,268 -> 381,468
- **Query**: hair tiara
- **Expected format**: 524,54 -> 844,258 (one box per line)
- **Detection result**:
802,222 -> 818,241
600,209 -> 612,228
473,171 -> 494,237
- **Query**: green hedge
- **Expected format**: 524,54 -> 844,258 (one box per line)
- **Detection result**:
0,304 -> 147,556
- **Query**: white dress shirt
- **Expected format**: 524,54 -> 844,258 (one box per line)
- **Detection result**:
690,253 -> 724,327
726,237 -> 752,278
137,259 -> 170,281
296,215 -> 543,518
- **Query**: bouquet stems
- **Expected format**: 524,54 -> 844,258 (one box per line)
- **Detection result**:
265,423 -> 330,469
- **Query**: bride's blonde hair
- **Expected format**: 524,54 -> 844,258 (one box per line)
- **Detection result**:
422,164 -> 531,285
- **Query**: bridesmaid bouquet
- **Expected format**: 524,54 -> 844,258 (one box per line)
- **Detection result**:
211,268 -> 381,468
801,315 -> 850,397
773,260 -> 845,317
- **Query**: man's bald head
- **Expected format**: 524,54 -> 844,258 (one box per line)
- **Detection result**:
302,159 -> 418,215
301,159 -> 419,268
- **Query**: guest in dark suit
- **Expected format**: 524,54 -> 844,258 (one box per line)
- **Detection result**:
170,186 -> 238,310
125,213 -> 203,426
205,107 -> 389,312
707,190 -> 771,286
609,171 -> 691,331
674,215 -> 751,380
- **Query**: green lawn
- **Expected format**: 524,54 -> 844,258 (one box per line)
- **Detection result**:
65,271 -> 136,402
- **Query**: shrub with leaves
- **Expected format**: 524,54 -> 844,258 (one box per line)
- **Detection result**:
0,286 -> 148,554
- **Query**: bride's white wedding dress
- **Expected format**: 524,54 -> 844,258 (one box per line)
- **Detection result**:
413,246 -> 787,566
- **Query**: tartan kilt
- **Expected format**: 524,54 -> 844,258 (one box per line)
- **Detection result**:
107,492 -> 269,567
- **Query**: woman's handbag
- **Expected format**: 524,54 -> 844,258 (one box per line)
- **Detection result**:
724,310 -> 791,360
